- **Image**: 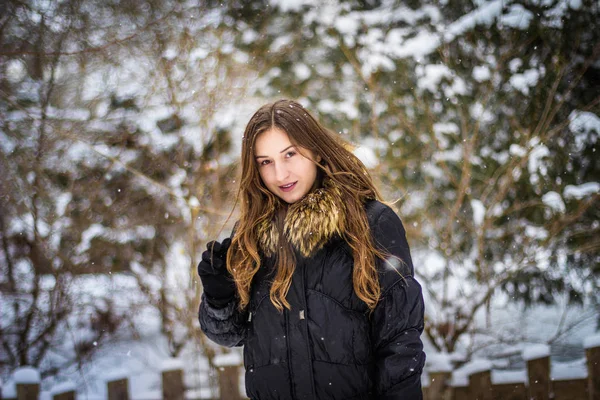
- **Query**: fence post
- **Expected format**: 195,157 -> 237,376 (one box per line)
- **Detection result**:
162,360 -> 185,400
523,344 -> 551,400
107,378 -> 129,400
427,352 -> 453,400
584,335 -> 600,400
14,366 -> 40,400
51,381 -> 76,400
467,362 -> 493,400
428,372 -> 451,400
214,351 -> 243,400
53,391 -> 76,400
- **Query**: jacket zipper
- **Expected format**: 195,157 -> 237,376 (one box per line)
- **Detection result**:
300,258 -> 317,398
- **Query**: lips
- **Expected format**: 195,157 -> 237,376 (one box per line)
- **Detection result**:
279,181 -> 297,192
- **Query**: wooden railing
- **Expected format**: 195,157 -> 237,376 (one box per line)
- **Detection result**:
1,364 -> 243,400
423,338 -> 600,400
3,337 -> 599,399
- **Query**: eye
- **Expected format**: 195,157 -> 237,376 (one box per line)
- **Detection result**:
285,151 -> 296,158
259,159 -> 271,166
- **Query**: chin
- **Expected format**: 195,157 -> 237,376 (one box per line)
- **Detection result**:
279,192 -> 304,204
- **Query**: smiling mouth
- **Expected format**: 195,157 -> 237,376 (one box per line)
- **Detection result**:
279,182 -> 297,192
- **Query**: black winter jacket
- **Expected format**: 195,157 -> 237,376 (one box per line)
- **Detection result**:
199,199 -> 426,400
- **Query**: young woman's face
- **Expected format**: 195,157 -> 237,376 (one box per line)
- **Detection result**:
254,128 -> 319,204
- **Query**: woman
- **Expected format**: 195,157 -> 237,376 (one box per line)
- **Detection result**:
198,99 -> 425,400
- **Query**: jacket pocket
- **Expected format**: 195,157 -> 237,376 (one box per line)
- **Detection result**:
306,290 -> 373,365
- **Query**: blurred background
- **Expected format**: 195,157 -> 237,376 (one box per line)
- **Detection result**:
0,0 -> 598,398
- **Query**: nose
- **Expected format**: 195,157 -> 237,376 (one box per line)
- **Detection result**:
274,162 -> 290,183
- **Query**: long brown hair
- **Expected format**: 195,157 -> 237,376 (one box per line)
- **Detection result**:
227,99 -> 386,312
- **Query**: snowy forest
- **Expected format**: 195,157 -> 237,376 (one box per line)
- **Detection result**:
1,0 -> 599,398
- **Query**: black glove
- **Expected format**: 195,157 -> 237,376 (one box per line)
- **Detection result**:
197,238 -> 236,308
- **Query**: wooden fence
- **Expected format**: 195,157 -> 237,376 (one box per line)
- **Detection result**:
3,342 -> 599,399
423,341 -> 600,400
1,365 -> 243,400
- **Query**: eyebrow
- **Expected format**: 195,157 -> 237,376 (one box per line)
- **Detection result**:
255,145 -> 295,159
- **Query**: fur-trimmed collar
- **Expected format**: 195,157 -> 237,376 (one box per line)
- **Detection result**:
257,179 -> 346,258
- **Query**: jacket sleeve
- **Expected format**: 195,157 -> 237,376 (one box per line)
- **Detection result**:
199,294 -> 248,347
370,205 -> 426,399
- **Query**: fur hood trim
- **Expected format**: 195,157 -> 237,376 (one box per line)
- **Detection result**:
257,179 -> 346,258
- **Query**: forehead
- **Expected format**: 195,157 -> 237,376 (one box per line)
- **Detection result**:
254,128 -> 292,155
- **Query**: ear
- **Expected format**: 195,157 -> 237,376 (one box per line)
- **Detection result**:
316,154 -> 322,163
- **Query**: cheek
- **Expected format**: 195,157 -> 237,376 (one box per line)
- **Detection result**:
258,168 -> 273,185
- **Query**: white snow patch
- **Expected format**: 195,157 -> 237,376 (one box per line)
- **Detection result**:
335,13 -> 360,37
161,358 -> 184,372
293,63 -> 312,81
509,144 -> 527,157
2,380 -> 17,398
473,65 -> 491,82
563,182 -> 600,200
522,343 -> 550,361
388,29 -> 441,60
445,0 -> 502,41
433,146 -> 462,163
509,69 -> 541,95
528,142 -> 549,175
569,110 -> 600,151
353,146 -> 378,169
427,352 -> 453,373
584,333 -> 600,349
271,0 -> 314,12
14,367 -> 41,383
452,359 -> 492,386
471,199 -> 485,226
213,351 -> 242,367
104,368 -> 129,382
416,64 -> 452,93
551,358 -> 587,380
525,225 -> 548,240
491,369 -> 526,384
50,381 -> 77,394
503,4 -> 534,29
541,191 -> 565,213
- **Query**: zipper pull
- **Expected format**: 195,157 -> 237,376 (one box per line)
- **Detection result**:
299,309 -> 305,320
248,312 -> 252,322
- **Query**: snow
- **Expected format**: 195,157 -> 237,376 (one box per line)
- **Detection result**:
270,0 -> 314,12
472,66 -> 491,82
451,359 -> 492,386
569,110 -> 600,151
387,30 -> 441,60
542,191 -> 565,213
491,369 -> 527,384
50,381 -> 77,394
426,352 -> 453,373
14,367 -> 41,384
583,333 -> 600,349
104,368 -> 130,382
293,63 -> 311,81
509,144 -> 527,157
161,358 -> 184,372
353,146 -> 378,169
509,69 -> 542,95
471,199 -> 485,226
563,182 -> 600,199
213,351 -> 243,367
2,380 -> 17,398
502,4 -> 533,29
416,64 -> 452,93
522,344 -> 550,361
444,0 -> 502,42
551,358 -> 587,380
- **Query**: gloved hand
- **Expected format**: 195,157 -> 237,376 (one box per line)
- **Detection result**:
197,238 -> 236,308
